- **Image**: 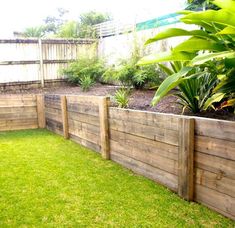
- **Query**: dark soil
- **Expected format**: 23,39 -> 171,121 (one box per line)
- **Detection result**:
2,83 -> 235,121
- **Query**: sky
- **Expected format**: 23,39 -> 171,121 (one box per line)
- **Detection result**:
0,0 -> 186,37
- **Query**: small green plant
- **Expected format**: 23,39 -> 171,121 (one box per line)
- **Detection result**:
80,75 -> 95,92
102,60 -> 162,89
113,88 -> 130,108
63,56 -> 106,84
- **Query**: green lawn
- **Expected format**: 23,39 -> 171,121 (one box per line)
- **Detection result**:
0,129 -> 234,227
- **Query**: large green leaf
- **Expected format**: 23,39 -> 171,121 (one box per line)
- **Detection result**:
191,51 -> 235,65
137,51 -> 195,65
217,27 -> 235,35
203,93 -> 225,110
145,28 -> 215,45
173,37 -> 226,52
181,9 -> 235,29
151,67 -> 192,105
212,0 -> 235,13
158,63 -> 174,76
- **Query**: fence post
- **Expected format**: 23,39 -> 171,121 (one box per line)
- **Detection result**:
36,95 -> 45,128
178,117 -> 194,201
99,96 -> 110,160
61,95 -> 69,139
38,38 -> 45,88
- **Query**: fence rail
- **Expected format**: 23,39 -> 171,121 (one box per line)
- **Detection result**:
0,38 -> 96,85
0,94 -> 234,221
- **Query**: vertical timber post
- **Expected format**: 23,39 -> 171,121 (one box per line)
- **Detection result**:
99,96 -> 110,160
38,38 -> 45,88
178,117 -> 194,201
36,95 -> 45,128
61,95 -> 69,139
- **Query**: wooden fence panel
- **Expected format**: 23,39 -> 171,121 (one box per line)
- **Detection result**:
194,117 -> 235,220
0,95 -> 38,131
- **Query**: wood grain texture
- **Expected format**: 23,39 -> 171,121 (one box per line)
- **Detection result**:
61,96 -> 69,139
178,117 -> 194,201
110,139 -> 178,175
99,97 -> 110,159
109,107 -> 179,131
195,135 -> 235,161
109,118 -> 179,146
195,184 -> 235,220
0,95 -> 38,131
68,111 -> 99,126
110,129 -> 178,161
196,168 -> 235,198
195,117 -> 235,142
111,151 -> 178,192
195,151 -> 235,180
69,134 -> 101,153
36,95 -> 45,128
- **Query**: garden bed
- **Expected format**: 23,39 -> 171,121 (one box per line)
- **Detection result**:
1,83 -> 234,121
0,129 -> 233,227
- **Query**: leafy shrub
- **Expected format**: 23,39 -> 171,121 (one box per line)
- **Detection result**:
102,59 -> 162,89
63,57 -> 106,84
139,0 -> 235,113
80,75 -> 95,92
113,88 -> 130,108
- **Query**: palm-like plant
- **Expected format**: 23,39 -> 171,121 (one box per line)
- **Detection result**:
138,0 -> 235,111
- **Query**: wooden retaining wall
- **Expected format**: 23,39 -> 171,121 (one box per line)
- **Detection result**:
66,95 -> 102,152
0,94 -> 45,131
1,94 -> 234,220
109,108 -> 180,192
194,118 -> 235,220
44,95 -> 63,135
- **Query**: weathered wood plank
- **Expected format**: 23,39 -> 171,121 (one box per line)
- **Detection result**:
46,118 -> 63,134
69,134 -> 101,152
110,139 -> 178,175
0,118 -> 38,131
195,152 -> 235,180
109,107 -> 179,131
45,111 -> 62,123
0,94 -> 36,99
68,111 -> 99,126
110,151 -> 178,192
37,95 -> 45,128
45,100 -> 61,110
0,118 -> 38,126
45,107 -> 62,115
99,97 -> 110,160
195,117 -> 235,142
0,123 -> 38,131
196,168 -> 235,198
109,118 -> 179,146
0,106 -> 36,114
61,96 -> 69,139
195,184 -> 235,220
67,103 -> 99,117
66,95 -> 101,105
0,112 -> 37,119
68,119 -> 100,135
69,122 -> 100,145
110,129 -> 178,161
195,135 -> 235,161
178,117 -> 194,201
0,99 -> 36,106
